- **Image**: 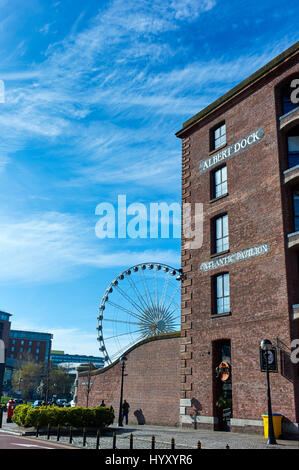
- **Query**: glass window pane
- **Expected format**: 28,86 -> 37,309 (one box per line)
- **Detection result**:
223,273 -> 230,295
288,136 -> 299,152
222,215 -> 228,236
222,181 -> 228,194
223,297 -> 230,312
216,276 -> 223,297
215,169 -> 221,185
216,217 -> 223,238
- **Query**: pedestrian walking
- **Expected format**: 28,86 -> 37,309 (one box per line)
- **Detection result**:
122,400 -> 130,425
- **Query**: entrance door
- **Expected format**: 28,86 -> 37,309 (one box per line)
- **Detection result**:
213,340 -> 232,431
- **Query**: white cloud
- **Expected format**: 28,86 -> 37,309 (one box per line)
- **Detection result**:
0,211 -> 180,283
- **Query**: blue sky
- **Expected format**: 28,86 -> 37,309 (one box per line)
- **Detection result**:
0,0 -> 298,355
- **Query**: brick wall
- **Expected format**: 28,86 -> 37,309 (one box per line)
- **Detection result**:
77,333 -> 181,426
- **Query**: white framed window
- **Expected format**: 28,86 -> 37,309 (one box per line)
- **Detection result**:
214,165 -> 228,198
215,273 -> 230,314
214,123 -> 226,149
215,214 -> 229,253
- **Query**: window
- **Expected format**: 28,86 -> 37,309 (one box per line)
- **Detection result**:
293,187 -> 299,232
36,356 -> 39,361
213,166 -> 228,198
36,348 -> 40,353
214,214 -> 229,253
287,126 -> 299,168
214,123 -> 226,150
28,348 -> 31,352
214,273 -> 230,314
20,347 -> 23,352
21,340 -> 24,345
11,346 -> 14,352
281,82 -> 298,116
29,341 -> 32,346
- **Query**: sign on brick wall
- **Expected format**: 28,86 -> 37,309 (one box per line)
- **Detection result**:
200,243 -> 270,272
199,127 -> 265,174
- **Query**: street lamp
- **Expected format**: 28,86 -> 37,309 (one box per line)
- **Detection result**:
118,356 -> 127,427
260,339 -> 277,445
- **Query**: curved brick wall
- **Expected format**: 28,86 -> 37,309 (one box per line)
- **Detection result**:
77,332 -> 180,426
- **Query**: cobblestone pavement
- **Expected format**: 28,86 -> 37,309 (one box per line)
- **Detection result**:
2,422 -> 298,449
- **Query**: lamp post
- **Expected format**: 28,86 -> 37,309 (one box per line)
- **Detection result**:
260,339 -> 277,445
118,356 -> 127,427
18,377 -> 23,394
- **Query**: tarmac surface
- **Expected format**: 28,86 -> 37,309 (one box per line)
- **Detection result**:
1,421 -> 298,450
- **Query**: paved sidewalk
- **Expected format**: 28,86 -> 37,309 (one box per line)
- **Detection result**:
1,421 -> 298,449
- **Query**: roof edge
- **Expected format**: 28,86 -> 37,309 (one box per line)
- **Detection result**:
78,331 -> 181,377
176,41 -> 299,138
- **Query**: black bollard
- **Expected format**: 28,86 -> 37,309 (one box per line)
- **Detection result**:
129,433 -> 133,449
151,435 -> 155,450
83,427 -> 87,447
0,407 -> 3,429
113,431 -> 117,449
47,424 -> 51,440
197,440 -> 201,449
36,424 -> 39,438
226,444 -> 230,450
96,429 -> 100,450
171,438 -> 175,449
69,426 -> 73,444
57,425 -> 60,441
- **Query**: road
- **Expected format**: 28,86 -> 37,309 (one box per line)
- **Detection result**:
0,431 -> 76,449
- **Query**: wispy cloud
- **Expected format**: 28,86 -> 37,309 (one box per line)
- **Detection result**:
0,211 -> 179,283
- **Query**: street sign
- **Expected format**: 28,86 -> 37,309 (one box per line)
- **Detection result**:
259,347 -> 278,372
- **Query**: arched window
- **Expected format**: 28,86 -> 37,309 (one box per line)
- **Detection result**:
293,186 -> 299,232
280,80 -> 299,116
287,125 -> 299,168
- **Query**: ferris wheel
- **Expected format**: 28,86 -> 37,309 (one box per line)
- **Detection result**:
97,263 -> 182,364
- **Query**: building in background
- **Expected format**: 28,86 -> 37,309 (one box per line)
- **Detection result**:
51,350 -> 104,372
176,42 -> 299,435
0,311 -> 12,397
4,330 -> 53,396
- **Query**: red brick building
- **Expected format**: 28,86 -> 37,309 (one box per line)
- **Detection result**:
0,311 -> 12,397
176,42 -> 299,435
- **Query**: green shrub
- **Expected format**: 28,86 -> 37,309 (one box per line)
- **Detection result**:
0,396 -> 11,405
12,404 -> 31,426
12,405 -> 114,429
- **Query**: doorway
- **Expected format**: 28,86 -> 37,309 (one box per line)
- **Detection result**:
213,339 -> 232,431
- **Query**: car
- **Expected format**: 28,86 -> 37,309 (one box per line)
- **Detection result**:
56,399 -> 68,407
31,400 -> 43,408
13,399 -> 24,407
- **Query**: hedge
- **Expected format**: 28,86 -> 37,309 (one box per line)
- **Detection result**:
12,405 -> 114,428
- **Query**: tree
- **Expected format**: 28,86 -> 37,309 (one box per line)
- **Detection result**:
12,362 -> 43,400
46,367 -> 74,400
